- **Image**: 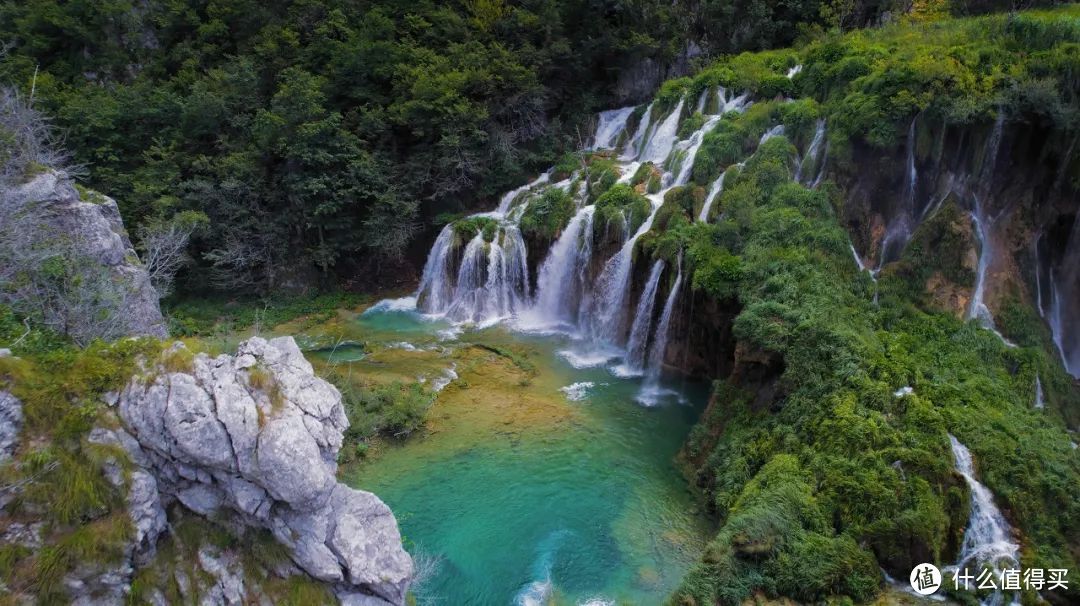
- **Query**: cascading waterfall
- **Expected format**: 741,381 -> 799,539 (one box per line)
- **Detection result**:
759,124 -> 785,145
416,225 -> 457,312
498,174 -> 550,214
948,435 -> 1019,606
878,117 -> 919,268
639,259 -> 684,405
967,195 -> 996,329
1035,375 -> 1045,409
641,100 -> 686,164
413,84 -> 757,394
622,102 -> 654,160
795,119 -> 827,184
699,172 -> 727,222
592,107 -> 635,150
524,206 -> 596,331
672,115 -> 723,185
619,260 -> 666,374
583,197 -> 663,345
418,220 -> 531,326
1047,212 -> 1080,378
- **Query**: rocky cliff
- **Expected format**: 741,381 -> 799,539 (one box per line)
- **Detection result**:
108,336 -> 414,605
0,170 -> 167,342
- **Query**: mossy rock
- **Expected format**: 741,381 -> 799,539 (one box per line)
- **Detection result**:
593,183 -> 651,244
519,187 -> 576,243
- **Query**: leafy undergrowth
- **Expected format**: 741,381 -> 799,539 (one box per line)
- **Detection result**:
0,307 -> 162,604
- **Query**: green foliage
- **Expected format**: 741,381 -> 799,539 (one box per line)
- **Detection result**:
453,216 -> 500,245
327,371 -> 436,440
663,76 -> 1080,602
584,155 -> 621,201
166,292 -> 369,338
0,0 -> 715,291
593,183 -> 652,245
520,187 -> 576,243
0,326 -> 157,602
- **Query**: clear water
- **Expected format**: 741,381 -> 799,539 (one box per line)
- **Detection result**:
307,305 -> 711,606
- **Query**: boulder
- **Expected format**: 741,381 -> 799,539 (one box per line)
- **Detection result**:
115,336 -> 413,605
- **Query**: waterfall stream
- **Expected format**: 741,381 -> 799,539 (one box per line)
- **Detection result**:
947,435 -> 1020,606
411,86 -> 750,394
619,260 -> 666,375
699,172 -> 727,222
524,206 -> 596,332
639,260 -> 684,405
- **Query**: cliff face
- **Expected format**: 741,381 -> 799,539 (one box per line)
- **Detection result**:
112,337 -> 414,605
0,170 -> 167,342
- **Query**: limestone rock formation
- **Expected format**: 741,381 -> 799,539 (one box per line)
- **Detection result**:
114,336 -> 413,605
0,170 -> 167,341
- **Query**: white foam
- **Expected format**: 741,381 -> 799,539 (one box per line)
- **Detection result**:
365,296 -> 418,314
430,364 -> 458,392
559,382 -> 596,402
893,386 -> 914,397
558,348 -> 620,369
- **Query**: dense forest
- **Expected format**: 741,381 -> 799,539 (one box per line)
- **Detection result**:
0,0 -> 1047,294
2,1 -> 1080,605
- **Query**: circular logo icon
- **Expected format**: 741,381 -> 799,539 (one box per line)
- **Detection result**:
909,563 -> 942,595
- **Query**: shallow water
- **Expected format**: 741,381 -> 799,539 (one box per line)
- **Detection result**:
291,305 -> 711,605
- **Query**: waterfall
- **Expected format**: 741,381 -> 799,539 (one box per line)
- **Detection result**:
584,198 -> 663,345
619,260 -> 666,374
592,107 -> 635,150
672,115 -> 723,185
1035,376 -> 1045,409
416,225 -> 457,313
405,95 -> 766,401
638,260 -> 684,405
967,196 -> 991,325
699,171 -> 727,222
641,99 -> 685,164
694,88 -> 709,114
1048,213 -> 1080,378
759,124 -> 785,145
811,140 -> 829,188
981,111 -> 1005,184
947,435 -> 1019,605
422,224 -> 529,326
878,117 -> 918,269
722,89 -> 751,114
523,206 -> 596,331
786,64 -> 803,78
497,173 -> 551,215
795,119 -> 826,184
622,102 -> 654,160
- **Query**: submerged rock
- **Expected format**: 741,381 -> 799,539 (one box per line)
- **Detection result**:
114,336 -> 413,605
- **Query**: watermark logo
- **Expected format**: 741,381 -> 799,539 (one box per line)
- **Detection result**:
910,563 -> 942,595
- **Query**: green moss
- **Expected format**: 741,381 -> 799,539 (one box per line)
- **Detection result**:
519,187 -> 576,243
593,184 -> 651,243
451,216 -> 500,245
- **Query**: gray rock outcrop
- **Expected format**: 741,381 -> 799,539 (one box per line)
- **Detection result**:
114,336 -> 413,605
0,170 -> 167,341
0,389 -> 21,461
